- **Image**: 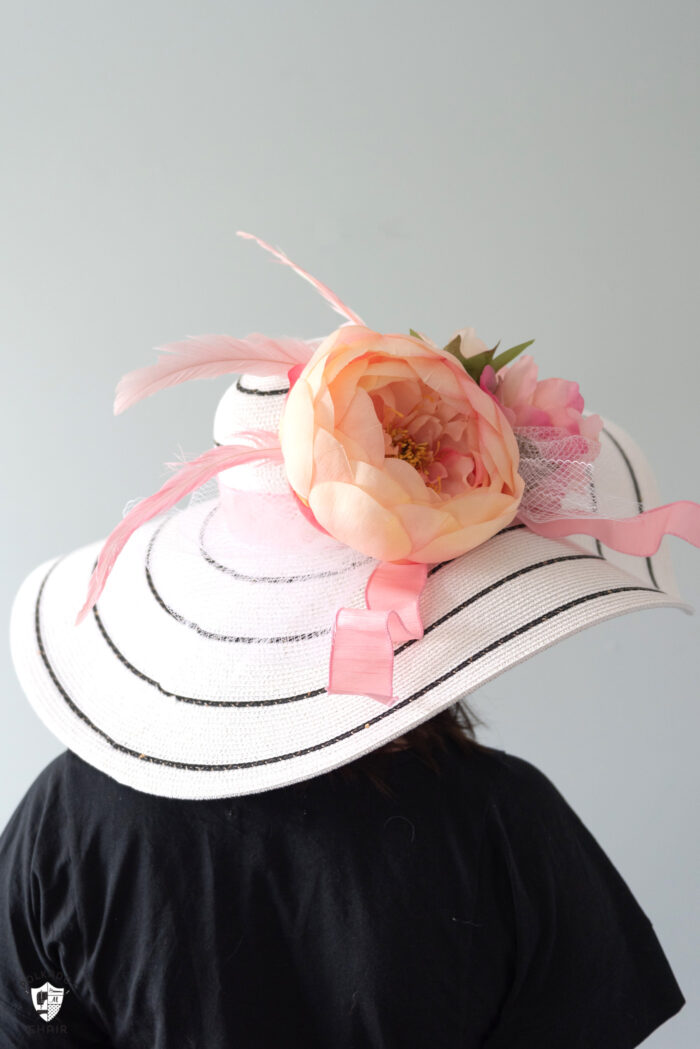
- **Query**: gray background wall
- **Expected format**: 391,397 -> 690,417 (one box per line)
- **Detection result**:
1,2 -> 698,1044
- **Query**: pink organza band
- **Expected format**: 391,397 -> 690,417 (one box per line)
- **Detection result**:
217,481 -> 340,551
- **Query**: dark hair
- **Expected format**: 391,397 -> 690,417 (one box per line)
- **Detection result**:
316,698 -> 489,800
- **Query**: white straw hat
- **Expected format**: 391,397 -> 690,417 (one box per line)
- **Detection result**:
9,234 -> 699,799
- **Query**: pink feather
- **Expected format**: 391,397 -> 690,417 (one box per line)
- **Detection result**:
75,433 -> 284,625
237,231 -> 366,327
114,333 -> 319,415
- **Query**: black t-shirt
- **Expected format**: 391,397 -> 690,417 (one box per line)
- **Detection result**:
0,741 -> 685,1048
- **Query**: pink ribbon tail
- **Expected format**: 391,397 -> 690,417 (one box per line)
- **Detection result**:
328,562 -> 429,705
517,499 -> 700,556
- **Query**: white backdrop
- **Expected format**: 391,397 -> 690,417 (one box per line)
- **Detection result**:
1,3 -> 698,1045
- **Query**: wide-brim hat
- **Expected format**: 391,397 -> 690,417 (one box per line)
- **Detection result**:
9,235 -> 698,798
9,376 -> 692,799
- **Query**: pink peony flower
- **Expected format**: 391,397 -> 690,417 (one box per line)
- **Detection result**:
479,355 -> 603,440
278,325 -> 524,563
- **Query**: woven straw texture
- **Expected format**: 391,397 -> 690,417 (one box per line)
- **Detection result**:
9,376 -> 694,798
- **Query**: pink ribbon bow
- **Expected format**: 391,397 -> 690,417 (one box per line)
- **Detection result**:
328,561 -> 429,704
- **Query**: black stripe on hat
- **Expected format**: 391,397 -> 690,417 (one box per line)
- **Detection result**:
600,426 -> 659,589
197,506 -> 373,582
235,378 -> 290,396
150,513 -> 526,640
91,597 -> 327,707
146,520 -> 526,639
35,557 -> 664,771
142,519 -> 334,642
585,458 -> 604,557
95,549 -> 610,706
199,516 -> 527,583
144,553 -> 332,642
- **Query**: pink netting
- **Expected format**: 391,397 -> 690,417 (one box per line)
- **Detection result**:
515,426 -> 641,523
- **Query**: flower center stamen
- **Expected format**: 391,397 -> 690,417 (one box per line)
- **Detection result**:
387,427 -> 444,494
380,395 -> 446,494
388,426 -> 433,471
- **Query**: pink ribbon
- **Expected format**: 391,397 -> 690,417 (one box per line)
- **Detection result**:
328,562 -> 429,705
325,498 -> 700,706
517,499 -> 700,556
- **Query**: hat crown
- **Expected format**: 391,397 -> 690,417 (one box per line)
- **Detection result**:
213,374 -> 291,494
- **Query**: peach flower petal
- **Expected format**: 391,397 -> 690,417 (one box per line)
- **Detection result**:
335,386 -> 386,466
362,359 -> 425,384
279,324 -> 524,564
279,378 -> 316,497
447,484 -> 524,529
350,459 -> 414,508
308,481 -> 412,561
411,507 -> 518,562
380,455 -> 442,504
478,421 -> 521,493
393,502 -> 455,551
312,428 -> 353,485
314,385 -> 336,433
328,356 -> 369,420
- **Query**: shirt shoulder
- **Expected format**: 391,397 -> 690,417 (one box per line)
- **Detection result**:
447,741 -> 579,812
457,747 -> 686,1048
422,739 -> 585,838
0,751 -> 109,1045
0,748 -> 129,875
0,750 -> 75,885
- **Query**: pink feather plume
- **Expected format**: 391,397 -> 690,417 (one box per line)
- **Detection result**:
237,231 -> 365,327
114,333 -> 319,415
75,432 -> 284,625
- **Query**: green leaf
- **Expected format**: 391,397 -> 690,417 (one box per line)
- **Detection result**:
442,334 -> 462,358
460,348 -> 496,383
491,339 -> 535,372
442,334 -> 533,384
442,334 -> 499,383
409,328 -> 424,340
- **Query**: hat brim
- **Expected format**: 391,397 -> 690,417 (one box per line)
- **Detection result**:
10,417 -> 694,798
